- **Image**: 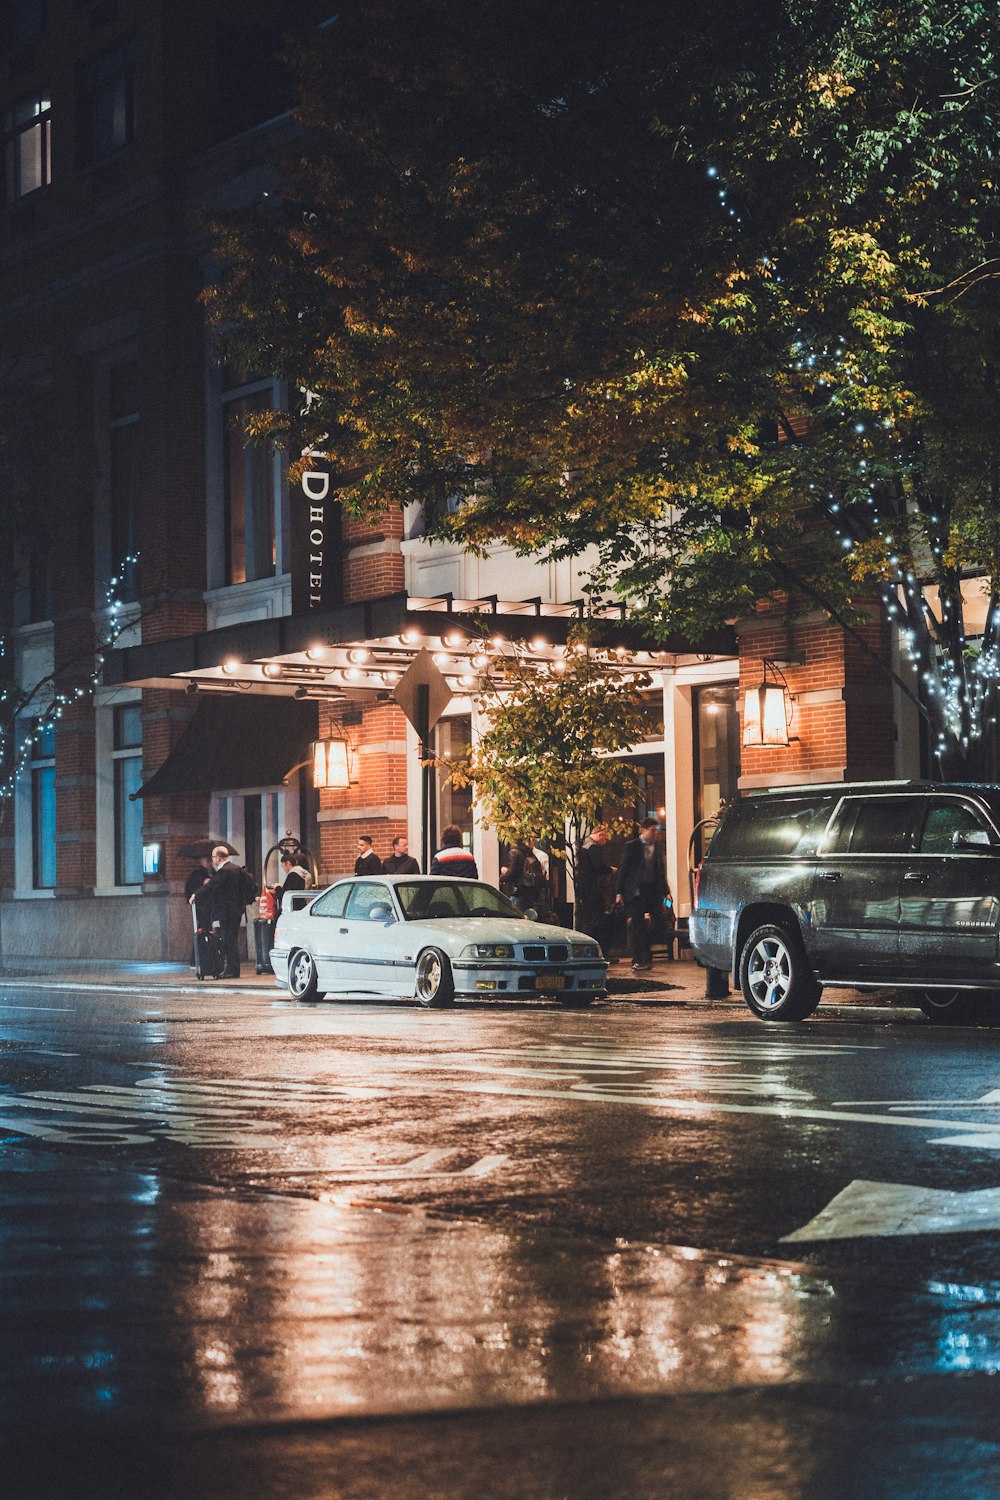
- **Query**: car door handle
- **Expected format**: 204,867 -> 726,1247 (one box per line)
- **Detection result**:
902,872 -> 928,883
339,926 -> 349,933
819,872 -> 841,882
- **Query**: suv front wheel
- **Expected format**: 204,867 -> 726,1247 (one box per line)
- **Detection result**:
738,923 -> 821,1022
917,988 -> 989,1026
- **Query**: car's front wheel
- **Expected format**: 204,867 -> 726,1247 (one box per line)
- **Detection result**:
288,949 -> 324,1003
415,947 -> 455,1007
738,923 -> 821,1021
917,988 -> 988,1025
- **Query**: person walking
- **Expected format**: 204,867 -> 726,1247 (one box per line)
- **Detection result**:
615,817 -> 669,972
575,826 -> 613,947
355,835 -> 382,875
382,835 -> 420,875
204,844 -> 246,979
430,825 -> 478,877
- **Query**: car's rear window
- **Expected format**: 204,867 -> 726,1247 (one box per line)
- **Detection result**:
709,796 -> 837,859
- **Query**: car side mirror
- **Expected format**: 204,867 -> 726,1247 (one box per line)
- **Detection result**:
953,829 -> 991,849
524,907 -> 539,922
369,903 -> 395,924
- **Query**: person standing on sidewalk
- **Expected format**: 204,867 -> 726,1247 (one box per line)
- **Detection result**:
614,817 -> 669,973
431,825 -> 478,878
355,835 -> 383,875
381,835 -> 421,875
575,826 -> 613,948
205,845 -> 245,979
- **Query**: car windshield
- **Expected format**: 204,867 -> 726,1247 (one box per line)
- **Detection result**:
395,881 -> 521,921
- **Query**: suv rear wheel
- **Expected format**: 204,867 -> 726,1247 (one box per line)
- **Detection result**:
738,923 -> 821,1022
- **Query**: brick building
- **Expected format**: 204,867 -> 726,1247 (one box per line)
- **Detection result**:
0,0 -> 914,965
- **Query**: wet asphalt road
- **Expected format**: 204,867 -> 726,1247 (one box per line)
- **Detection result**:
2,971 -> 1000,1497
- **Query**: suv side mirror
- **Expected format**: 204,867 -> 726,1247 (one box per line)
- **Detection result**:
953,829 -> 992,850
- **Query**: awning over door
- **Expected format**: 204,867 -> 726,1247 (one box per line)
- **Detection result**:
136,696 -> 318,799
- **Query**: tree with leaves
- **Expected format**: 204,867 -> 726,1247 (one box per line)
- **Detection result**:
439,638 -> 651,886
207,0 -> 1000,777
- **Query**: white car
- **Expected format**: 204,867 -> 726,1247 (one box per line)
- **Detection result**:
271,875 -> 608,1007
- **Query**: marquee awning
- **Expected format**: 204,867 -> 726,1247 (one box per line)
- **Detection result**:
104,591 -> 737,704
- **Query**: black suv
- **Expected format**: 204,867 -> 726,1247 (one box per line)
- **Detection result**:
689,781 -> 1000,1024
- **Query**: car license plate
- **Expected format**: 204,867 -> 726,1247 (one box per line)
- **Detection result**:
535,974 -> 565,991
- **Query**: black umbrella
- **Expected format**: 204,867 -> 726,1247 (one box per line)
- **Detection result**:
179,837 -> 240,860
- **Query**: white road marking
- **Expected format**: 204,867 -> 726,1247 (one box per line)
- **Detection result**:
782,1179 -> 1000,1241
440,1079 -> 1000,1149
0,1005 -> 74,1012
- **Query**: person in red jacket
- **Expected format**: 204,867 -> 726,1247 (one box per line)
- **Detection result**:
430,824 -> 478,878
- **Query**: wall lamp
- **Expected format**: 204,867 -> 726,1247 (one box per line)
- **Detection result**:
311,729 -> 358,790
742,653 -> 804,748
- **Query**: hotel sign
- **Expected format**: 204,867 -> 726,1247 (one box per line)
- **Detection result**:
291,465 -> 344,614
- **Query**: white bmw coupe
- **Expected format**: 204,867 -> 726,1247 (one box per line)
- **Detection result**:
271,875 -> 608,1007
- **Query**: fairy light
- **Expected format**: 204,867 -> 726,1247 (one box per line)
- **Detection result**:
2,554 -> 140,802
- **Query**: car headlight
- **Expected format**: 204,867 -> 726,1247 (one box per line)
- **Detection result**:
461,943 -> 515,959
571,942 -> 600,958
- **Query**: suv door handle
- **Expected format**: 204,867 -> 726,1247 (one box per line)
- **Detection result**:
902,872 -> 928,883
819,871 -> 841,882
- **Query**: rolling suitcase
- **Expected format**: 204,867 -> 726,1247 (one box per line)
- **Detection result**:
192,907 -> 225,981
253,917 -> 275,974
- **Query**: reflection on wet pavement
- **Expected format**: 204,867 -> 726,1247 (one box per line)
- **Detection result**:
4,1155 -> 1000,1438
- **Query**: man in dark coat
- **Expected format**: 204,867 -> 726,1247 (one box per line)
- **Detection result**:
615,817 -> 669,972
575,826 -> 613,947
355,835 -> 383,875
381,835 -> 420,875
205,845 -> 246,979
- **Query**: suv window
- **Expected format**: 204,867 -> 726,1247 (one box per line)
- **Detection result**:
919,799 -> 991,854
709,796 -> 837,859
827,797 -> 920,855
310,883 -> 351,918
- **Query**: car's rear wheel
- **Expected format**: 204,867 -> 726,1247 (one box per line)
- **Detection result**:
738,923 -> 821,1021
415,947 -> 455,1007
288,949 -> 324,1003
917,988 -> 988,1025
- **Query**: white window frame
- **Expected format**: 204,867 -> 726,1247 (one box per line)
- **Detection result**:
94,691 -> 143,895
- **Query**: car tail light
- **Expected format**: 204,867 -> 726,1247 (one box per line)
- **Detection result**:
692,863 -> 703,910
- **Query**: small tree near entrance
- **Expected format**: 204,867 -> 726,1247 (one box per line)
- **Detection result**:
439,637 -> 653,888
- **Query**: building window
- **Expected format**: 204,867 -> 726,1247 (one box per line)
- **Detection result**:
223,378 -> 276,584
4,90 -> 51,202
29,720 -> 56,889
113,704 -> 143,885
77,40 -> 134,166
109,360 -> 139,599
